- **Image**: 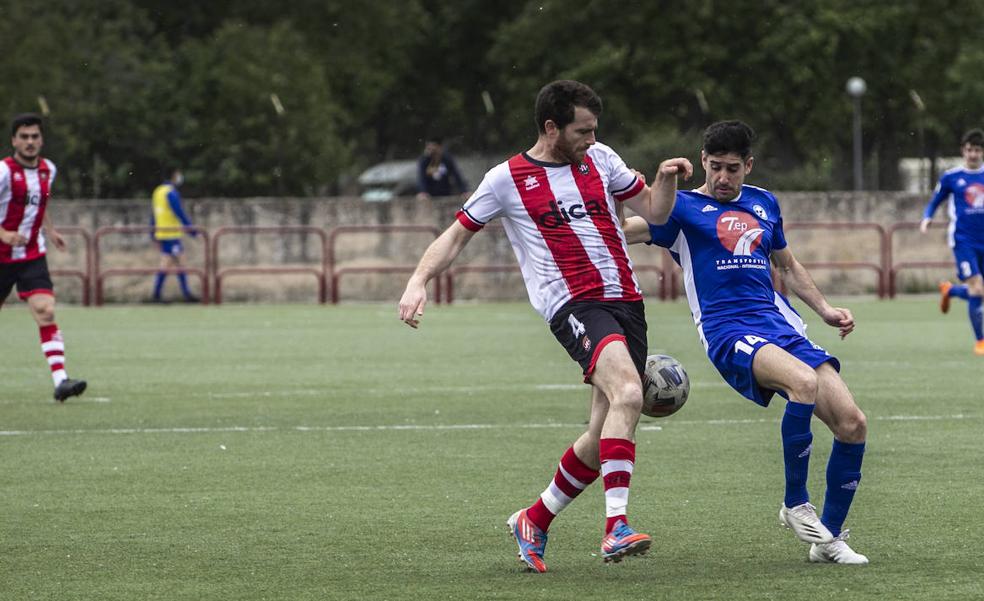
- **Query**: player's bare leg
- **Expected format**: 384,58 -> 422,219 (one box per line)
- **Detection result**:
752,345 -> 834,544
571,386 -> 609,471
807,364 -> 869,564
590,342 -> 652,562
27,293 -> 86,402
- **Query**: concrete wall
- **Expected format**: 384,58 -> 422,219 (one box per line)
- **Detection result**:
44,192 -> 948,303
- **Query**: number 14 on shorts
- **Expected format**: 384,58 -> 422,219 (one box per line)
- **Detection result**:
734,335 -> 768,355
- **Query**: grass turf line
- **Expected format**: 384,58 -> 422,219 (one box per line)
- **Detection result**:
0,300 -> 982,600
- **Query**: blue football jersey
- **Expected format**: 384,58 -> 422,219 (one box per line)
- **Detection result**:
923,166 -> 984,251
647,185 -> 802,346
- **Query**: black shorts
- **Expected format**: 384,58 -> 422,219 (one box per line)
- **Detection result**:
549,300 -> 648,382
0,256 -> 54,306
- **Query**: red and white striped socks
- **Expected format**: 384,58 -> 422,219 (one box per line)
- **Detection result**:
526,446 -> 600,532
39,324 -> 67,386
600,438 -> 635,534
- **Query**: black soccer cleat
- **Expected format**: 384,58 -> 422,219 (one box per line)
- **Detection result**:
54,378 -> 87,402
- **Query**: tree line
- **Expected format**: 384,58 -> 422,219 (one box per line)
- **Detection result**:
2,0 -> 981,198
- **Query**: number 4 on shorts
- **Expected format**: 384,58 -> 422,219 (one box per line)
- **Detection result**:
734,334 -> 768,355
568,314 -> 586,338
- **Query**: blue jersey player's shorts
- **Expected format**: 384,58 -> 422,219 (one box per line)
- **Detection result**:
159,239 -> 184,256
952,242 -> 984,281
704,321 -> 840,408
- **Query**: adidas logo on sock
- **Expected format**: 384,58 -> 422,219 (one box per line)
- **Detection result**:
841,480 -> 859,491
798,444 -> 812,459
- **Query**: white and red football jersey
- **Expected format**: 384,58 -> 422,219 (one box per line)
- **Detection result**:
456,142 -> 646,321
0,156 -> 57,263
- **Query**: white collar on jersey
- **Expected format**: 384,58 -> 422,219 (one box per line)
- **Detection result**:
689,187 -> 743,203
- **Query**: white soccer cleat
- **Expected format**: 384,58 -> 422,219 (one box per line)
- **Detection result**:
809,530 -> 869,565
779,502 -> 834,544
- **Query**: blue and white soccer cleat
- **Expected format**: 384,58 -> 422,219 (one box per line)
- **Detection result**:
507,509 -> 548,573
600,521 -> 652,563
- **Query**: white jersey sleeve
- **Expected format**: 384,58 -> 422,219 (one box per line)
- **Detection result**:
592,142 -> 645,202
455,163 -> 507,231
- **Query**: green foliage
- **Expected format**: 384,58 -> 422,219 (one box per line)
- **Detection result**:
176,22 -> 348,196
3,1 -> 984,196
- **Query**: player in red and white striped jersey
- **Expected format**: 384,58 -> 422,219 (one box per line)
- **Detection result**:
0,113 -> 87,402
399,81 -> 692,570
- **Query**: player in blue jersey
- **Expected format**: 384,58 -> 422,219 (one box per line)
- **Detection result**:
920,129 -> 984,355
623,121 -> 869,564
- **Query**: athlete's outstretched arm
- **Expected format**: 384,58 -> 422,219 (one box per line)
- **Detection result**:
624,158 -> 692,225
920,177 -> 950,233
772,247 -> 855,339
398,220 -> 476,328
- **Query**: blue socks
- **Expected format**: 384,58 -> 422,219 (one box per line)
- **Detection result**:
949,284 -> 970,300
178,273 -> 192,298
821,440 -> 865,537
781,401 -> 815,508
153,272 -> 166,299
969,296 -> 983,341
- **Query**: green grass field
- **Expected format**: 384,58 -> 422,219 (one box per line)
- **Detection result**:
1,299 -> 982,600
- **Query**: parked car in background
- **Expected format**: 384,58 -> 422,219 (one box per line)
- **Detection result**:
356,155 -> 498,201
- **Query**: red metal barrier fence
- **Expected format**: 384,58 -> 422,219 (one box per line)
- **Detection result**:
777,222 -> 889,299
48,226 -> 93,306
93,225 -> 210,305
886,221 -> 952,298
39,221 -> 954,304
211,226 -> 328,304
327,225 -> 442,304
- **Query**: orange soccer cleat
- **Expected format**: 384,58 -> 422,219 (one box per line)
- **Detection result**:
974,340 -> 984,356
507,509 -> 548,573
600,521 -> 652,563
939,281 -> 953,314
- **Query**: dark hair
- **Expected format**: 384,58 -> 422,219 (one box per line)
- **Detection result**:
534,80 -> 603,134
425,136 -> 444,145
11,113 -> 44,137
162,166 -> 180,180
703,120 -> 755,159
961,129 -> 984,147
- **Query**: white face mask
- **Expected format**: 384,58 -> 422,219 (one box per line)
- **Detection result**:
173,173 -> 184,186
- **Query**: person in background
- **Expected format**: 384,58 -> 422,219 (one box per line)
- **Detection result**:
920,128 -> 984,355
415,137 -> 468,200
150,166 -> 199,303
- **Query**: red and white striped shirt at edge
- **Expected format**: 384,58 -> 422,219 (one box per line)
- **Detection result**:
0,156 -> 57,263
456,142 -> 645,321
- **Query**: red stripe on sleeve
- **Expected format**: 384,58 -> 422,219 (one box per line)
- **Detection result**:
455,209 -> 484,232
613,177 -> 645,201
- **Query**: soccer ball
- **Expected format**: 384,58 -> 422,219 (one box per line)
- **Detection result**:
641,354 -> 689,418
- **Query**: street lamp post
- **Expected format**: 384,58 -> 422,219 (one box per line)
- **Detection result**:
846,77 -> 867,191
